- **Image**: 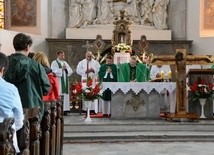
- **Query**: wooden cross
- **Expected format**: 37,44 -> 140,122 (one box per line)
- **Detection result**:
151,49 -> 214,121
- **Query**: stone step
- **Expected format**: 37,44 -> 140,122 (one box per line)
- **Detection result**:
64,131 -> 214,143
63,114 -> 214,143
64,120 -> 214,133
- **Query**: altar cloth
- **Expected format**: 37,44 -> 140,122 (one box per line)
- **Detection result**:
101,82 -> 176,94
100,82 -> 176,119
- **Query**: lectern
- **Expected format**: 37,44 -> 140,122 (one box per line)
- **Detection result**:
187,69 -> 214,119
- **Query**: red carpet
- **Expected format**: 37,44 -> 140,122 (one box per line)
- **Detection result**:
83,113 -> 110,118
83,113 -> 166,118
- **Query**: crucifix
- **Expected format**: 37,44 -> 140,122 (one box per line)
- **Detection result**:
82,40 -> 93,52
151,49 -> 214,121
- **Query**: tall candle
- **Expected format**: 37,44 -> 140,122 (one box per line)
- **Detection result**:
142,53 -> 145,62
161,71 -> 164,79
168,71 -> 172,79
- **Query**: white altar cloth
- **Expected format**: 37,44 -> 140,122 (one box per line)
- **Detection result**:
100,82 -> 176,119
101,82 -> 176,94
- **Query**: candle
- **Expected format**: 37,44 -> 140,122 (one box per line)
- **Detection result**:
168,71 -> 172,79
160,71 -> 164,79
142,53 -> 145,62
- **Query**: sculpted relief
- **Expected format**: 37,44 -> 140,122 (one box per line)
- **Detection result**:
68,0 -> 169,30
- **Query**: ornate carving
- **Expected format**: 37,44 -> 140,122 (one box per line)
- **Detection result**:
29,107 -> 41,155
17,111 -> 30,155
0,118 -> 15,155
93,34 -> 106,61
126,94 -> 145,111
40,102 -> 51,155
138,35 -> 149,53
112,10 -> 132,50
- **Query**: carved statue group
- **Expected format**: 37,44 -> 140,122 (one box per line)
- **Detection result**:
68,0 -> 170,30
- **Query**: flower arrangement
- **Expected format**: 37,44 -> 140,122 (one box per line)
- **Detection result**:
188,77 -> 213,100
115,43 -> 131,53
72,77 -> 101,101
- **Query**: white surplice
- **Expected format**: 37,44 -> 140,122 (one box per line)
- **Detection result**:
76,58 -> 100,113
51,59 -> 73,111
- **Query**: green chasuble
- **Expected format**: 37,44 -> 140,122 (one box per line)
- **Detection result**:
98,64 -> 117,101
118,63 -> 150,82
211,65 -> 214,69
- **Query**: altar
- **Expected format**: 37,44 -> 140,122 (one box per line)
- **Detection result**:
101,82 -> 176,119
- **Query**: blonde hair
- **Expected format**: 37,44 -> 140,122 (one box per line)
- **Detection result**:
33,52 -> 50,67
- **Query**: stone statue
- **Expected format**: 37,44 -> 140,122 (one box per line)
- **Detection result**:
140,0 -> 154,25
113,0 -> 127,2
67,0 -> 170,29
68,0 -> 83,28
96,0 -> 114,24
152,0 -> 169,30
82,0 -> 96,27
125,0 -> 141,24
68,0 -> 96,28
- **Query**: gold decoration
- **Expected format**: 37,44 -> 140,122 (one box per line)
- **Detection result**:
112,10 -> 132,53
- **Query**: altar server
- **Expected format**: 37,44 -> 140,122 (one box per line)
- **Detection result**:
98,55 -> 117,116
51,50 -> 73,115
118,56 -> 150,82
76,51 -> 100,113
150,64 -> 171,80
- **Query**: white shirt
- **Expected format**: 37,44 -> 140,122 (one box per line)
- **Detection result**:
150,65 -> 171,80
0,77 -> 24,153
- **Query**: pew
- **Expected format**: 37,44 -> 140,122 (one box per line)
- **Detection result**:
0,117 -> 15,155
56,100 -> 62,155
17,107 -> 41,155
40,102 -> 51,155
17,99 -> 63,155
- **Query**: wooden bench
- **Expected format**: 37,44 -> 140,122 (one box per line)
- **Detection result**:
17,107 -> 41,155
0,117 -> 15,155
17,100 -> 64,155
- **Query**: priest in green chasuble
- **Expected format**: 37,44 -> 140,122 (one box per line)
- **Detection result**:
99,55 -> 117,116
118,56 -> 150,82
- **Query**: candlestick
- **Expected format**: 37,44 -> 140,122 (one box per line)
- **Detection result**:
142,53 -> 145,62
168,71 -> 172,79
160,71 -> 164,79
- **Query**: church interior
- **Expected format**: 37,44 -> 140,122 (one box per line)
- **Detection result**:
0,0 -> 214,155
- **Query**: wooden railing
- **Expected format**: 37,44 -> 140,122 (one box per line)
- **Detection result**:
0,99 -> 64,155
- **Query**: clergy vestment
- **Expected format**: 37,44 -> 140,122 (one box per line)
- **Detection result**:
150,65 -> 171,112
51,59 -> 73,112
98,63 -> 117,115
150,65 -> 171,80
118,62 -> 150,82
76,58 -> 100,113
